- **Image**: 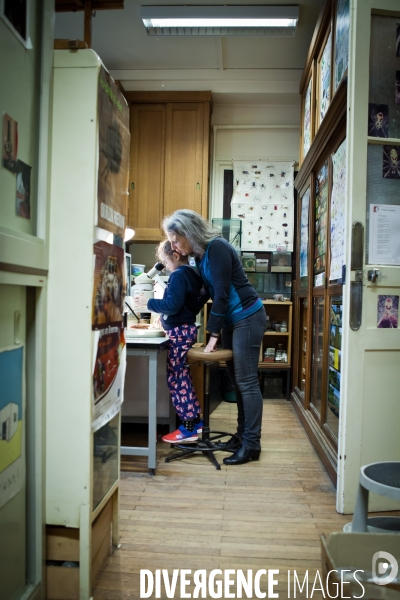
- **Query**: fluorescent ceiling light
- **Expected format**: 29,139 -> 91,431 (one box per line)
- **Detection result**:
141,5 -> 299,36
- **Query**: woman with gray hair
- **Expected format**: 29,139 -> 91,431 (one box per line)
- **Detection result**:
163,209 -> 267,465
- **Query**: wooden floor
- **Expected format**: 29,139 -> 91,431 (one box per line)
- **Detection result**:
92,400 -> 382,599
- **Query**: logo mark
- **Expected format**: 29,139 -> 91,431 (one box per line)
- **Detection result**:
372,551 -> 399,586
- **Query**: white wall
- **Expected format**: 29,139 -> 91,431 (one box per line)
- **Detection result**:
210,103 -> 300,220
212,103 -> 300,127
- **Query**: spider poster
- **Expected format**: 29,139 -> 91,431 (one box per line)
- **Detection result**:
230,160 -> 294,251
383,145 -> 400,178
377,295 -> 399,329
368,104 -> 389,138
92,241 -> 126,328
97,66 -> 130,238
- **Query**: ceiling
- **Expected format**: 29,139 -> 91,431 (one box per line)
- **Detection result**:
54,0 -> 326,105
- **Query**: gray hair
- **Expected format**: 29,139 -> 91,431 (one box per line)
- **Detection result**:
162,210 -> 221,257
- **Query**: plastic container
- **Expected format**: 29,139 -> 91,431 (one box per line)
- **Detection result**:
131,263 -> 145,277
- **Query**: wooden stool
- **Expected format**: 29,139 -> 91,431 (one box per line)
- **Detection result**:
164,347 -> 241,470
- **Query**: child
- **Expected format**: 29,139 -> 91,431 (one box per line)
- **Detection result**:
147,240 -> 205,443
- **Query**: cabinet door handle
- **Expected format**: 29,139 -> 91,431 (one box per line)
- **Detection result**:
131,182 -> 135,191
196,182 -> 201,191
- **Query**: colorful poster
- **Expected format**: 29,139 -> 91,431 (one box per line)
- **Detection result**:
92,326 -> 126,432
2,113 -> 18,172
300,189 -> 310,278
303,78 -> 312,157
97,66 -> 130,237
319,32 -> 332,124
230,160 -> 294,252
334,0 -> 349,91
92,241 -> 126,328
377,295 -> 398,329
383,145 -> 400,178
0,346 -> 25,510
15,160 -> 31,219
330,139 -> 347,280
314,162 -> 328,285
368,104 -> 389,138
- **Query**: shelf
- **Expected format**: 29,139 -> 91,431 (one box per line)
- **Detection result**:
259,362 -> 291,369
264,332 -> 289,336
367,136 -> 400,145
262,300 -> 292,305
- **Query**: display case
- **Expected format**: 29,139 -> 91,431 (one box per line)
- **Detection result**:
203,300 -> 292,369
294,0 -> 400,516
212,218 -> 242,253
46,50 -> 123,598
299,0 -> 349,168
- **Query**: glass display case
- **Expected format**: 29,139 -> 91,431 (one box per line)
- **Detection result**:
310,296 -> 325,417
326,296 -> 342,439
212,218 -> 242,252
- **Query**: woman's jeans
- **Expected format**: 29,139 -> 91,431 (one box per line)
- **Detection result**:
222,307 -> 267,450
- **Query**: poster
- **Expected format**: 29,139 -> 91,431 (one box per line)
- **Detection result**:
15,160 -> 31,219
0,346 -> 25,510
303,78 -> 312,157
377,295 -> 398,328
334,0 -> 349,91
92,326 -> 126,432
300,189 -> 310,278
314,162 -> 328,285
97,65 -> 130,238
319,32 -> 331,124
2,113 -> 18,172
330,139 -> 347,280
369,204 -> 400,265
230,160 -> 294,252
368,104 -> 389,138
383,145 -> 400,178
92,241 -> 126,328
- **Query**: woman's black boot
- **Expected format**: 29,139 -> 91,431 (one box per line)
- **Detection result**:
223,444 -> 261,465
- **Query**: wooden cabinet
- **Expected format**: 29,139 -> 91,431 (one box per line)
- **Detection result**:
126,92 -> 212,241
259,300 -> 293,367
203,300 -> 292,368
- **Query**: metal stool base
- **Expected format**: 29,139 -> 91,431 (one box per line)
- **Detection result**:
165,432 -> 241,470
344,516 -> 400,534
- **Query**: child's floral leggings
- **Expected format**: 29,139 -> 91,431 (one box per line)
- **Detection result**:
166,324 -> 201,421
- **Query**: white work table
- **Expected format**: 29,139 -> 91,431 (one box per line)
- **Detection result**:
122,335 -> 169,473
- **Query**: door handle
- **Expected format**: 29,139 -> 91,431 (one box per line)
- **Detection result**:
367,268 -> 380,283
350,222 -> 364,331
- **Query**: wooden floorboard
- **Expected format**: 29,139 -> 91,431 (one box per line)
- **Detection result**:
93,399 -> 399,599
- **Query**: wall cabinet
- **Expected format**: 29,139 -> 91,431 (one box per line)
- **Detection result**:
203,300 -> 292,368
126,92 -> 212,241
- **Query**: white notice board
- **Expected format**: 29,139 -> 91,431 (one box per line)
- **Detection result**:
369,204 -> 400,265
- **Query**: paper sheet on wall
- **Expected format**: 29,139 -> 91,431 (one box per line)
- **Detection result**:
369,204 -> 400,265
231,160 -> 294,251
330,139 -> 347,280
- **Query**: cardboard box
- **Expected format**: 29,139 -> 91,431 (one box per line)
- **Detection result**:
320,532 -> 400,596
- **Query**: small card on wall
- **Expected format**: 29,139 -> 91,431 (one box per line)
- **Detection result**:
377,295 -> 399,329
2,113 -> 18,173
